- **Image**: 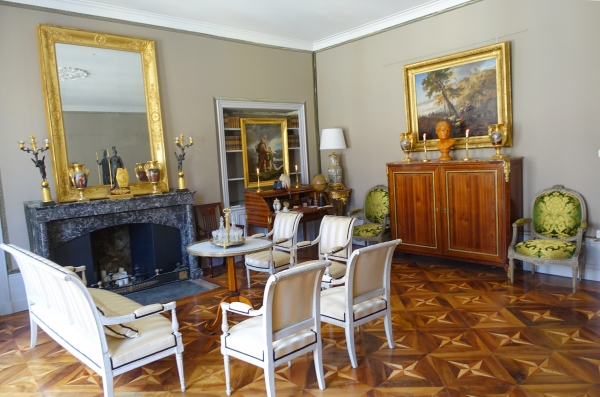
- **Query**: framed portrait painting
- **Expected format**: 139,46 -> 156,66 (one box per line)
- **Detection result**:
404,41 -> 512,151
241,118 -> 289,189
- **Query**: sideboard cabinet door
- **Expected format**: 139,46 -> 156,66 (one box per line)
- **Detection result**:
387,158 -> 523,268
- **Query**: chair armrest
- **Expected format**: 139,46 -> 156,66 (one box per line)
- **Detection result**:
347,208 -> 363,217
297,240 -> 313,248
274,237 -> 291,244
513,218 -> 531,228
64,266 -> 87,286
321,274 -> 346,287
99,301 -> 176,325
580,221 -> 588,231
222,302 -> 264,317
326,246 -> 344,255
250,233 -> 266,238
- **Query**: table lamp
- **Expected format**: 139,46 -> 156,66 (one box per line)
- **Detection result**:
320,128 -> 347,188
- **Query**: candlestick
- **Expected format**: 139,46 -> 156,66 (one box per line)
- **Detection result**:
295,165 -> 299,188
256,168 -> 262,192
463,129 -> 472,161
422,133 -> 431,162
18,134 -> 54,205
174,133 -> 194,191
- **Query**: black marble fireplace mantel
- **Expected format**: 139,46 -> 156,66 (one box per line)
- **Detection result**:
25,191 -> 200,279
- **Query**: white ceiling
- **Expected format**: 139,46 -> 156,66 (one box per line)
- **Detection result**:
10,0 -> 473,50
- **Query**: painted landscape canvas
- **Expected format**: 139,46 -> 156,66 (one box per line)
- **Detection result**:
415,58 -> 498,139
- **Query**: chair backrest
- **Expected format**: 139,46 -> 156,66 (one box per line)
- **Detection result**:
344,240 -> 401,305
272,211 -> 303,249
0,244 -> 106,367
318,215 -> 357,261
193,202 -> 224,240
262,260 -> 328,342
363,185 -> 390,225
530,185 -> 586,240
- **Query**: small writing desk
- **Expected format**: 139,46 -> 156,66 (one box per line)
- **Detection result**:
187,238 -> 272,332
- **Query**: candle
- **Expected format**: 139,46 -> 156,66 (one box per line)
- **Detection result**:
423,133 -> 427,142
466,129 -> 470,138
18,141 -> 24,148
45,139 -> 50,147
189,137 -> 193,144
256,167 -> 259,175
295,165 -> 298,172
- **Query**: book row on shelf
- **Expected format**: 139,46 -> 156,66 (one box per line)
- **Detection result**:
288,135 -> 300,148
225,136 -> 242,150
223,114 -> 299,129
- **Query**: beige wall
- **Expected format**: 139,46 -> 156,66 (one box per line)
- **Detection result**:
0,3 -> 316,250
316,0 -> 600,236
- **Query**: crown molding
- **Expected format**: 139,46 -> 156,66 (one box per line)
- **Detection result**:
6,0 -> 472,51
312,0 -> 473,51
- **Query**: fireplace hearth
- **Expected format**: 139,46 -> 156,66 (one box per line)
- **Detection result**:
25,191 -> 201,287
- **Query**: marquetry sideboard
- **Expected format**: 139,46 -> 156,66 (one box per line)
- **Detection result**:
386,158 -> 523,268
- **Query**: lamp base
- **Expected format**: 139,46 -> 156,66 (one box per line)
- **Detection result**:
327,151 -> 343,185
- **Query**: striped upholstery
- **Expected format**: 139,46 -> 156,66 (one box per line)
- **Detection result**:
0,244 -> 186,397
245,211 -> 303,287
221,261 -> 329,396
319,240 -> 401,368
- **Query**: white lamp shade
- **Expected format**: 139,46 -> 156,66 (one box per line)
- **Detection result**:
320,128 -> 347,150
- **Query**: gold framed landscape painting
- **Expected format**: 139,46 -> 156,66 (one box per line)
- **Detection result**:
241,118 -> 289,189
404,41 -> 512,151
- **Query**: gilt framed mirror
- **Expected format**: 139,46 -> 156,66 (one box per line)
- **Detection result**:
37,24 -> 168,203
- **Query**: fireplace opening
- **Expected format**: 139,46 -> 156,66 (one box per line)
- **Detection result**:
53,223 -> 187,294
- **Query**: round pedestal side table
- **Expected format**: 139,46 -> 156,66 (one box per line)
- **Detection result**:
187,238 -> 272,332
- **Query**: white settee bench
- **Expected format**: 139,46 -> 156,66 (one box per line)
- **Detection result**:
0,243 -> 185,397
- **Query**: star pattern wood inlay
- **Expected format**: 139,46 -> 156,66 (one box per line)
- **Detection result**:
2,247 -> 600,396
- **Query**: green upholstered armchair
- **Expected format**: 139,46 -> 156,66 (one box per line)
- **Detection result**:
348,185 -> 390,245
508,185 -> 587,292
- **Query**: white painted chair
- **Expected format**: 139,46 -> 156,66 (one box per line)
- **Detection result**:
0,243 -> 185,397
220,260 -> 329,396
297,215 -> 357,287
320,239 -> 401,368
245,211 -> 303,287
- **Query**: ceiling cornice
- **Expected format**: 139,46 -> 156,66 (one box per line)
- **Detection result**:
6,0 -> 473,51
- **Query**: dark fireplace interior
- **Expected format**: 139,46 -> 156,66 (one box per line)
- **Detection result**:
53,223 -> 183,292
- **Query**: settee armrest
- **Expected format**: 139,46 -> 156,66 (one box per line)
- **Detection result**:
99,301 -> 176,325
347,208 -> 363,217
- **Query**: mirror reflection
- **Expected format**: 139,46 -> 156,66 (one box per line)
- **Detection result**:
55,43 -> 151,186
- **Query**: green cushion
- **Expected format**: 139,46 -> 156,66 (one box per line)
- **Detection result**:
533,191 -> 582,238
515,239 -> 576,260
353,224 -> 383,238
364,188 -> 389,224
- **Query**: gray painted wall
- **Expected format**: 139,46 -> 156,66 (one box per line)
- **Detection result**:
0,3 -> 316,251
315,0 -> 600,236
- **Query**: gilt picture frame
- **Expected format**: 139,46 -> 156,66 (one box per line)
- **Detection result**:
241,118 -> 289,189
404,41 -> 512,151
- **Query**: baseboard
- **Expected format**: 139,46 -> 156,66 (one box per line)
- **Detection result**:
520,236 -> 600,282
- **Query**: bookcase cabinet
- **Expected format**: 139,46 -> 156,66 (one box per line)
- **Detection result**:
386,158 -> 523,268
215,99 -> 309,228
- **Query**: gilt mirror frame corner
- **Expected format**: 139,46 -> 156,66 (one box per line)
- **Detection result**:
403,41 -> 512,152
37,24 -> 168,203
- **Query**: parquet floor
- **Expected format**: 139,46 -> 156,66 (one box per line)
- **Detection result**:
2,247 -> 600,396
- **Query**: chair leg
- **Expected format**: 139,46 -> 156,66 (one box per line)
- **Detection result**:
531,263 -> 536,274
384,312 -> 394,348
572,267 -> 578,293
508,258 -> 514,283
30,316 -> 38,348
264,360 -> 276,397
246,267 -> 251,288
345,325 -> 358,368
209,258 -> 214,278
176,351 -> 186,392
224,354 -> 232,396
102,373 -> 114,397
313,339 -> 326,390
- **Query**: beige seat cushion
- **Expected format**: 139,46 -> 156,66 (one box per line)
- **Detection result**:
88,288 -> 176,370
224,316 -> 316,361
246,250 -> 291,269
320,287 -> 387,323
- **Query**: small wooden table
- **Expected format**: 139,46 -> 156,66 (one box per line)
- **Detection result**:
187,238 -> 272,332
